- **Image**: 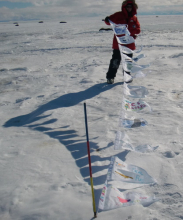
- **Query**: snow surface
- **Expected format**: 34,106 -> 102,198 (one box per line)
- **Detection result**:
0,15 -> 183,220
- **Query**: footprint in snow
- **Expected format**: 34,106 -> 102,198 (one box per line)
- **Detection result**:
16,97 -> 31,104
168,90 -> 183,101
162,151 -> 179,158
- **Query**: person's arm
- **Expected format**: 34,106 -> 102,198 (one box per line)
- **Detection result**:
104,12 -> 119,25
104,16 -> 110,25
129,16 -> 140,36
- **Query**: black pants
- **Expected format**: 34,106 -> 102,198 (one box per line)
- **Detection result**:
106,49 -> 133,79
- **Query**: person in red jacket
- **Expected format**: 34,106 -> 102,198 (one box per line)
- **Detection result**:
104,0 -> 140,84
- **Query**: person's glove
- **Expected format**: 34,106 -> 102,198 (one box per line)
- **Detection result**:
105,17 -> 110,23
130,34 -> 137,39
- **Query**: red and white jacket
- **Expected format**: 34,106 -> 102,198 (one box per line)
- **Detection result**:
105,0 -> 140,50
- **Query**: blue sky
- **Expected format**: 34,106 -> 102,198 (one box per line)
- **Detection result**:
0,0 -> 183,22
0,1 -> 33,9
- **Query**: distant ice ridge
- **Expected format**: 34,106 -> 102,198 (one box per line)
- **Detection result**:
0,67 -> 27,72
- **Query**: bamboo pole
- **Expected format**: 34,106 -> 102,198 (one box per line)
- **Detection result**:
84,102 -> 97,218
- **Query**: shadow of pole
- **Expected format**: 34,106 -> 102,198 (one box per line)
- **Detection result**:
3,81 -> 128,214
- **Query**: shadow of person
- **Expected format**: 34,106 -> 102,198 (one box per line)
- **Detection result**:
4,82 -> 122,128
3,81 -> 128,214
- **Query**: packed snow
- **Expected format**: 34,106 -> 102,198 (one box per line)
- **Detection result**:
0,15 -> 183,220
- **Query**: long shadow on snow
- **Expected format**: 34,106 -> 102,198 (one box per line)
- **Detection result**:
4,82 -> 122,127
3,82 -> 128,208
32,125 -> 129,209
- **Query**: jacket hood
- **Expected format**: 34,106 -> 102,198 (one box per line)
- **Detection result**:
121,0 -> 138,17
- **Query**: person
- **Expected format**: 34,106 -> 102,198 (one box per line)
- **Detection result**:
104,0 -> 140,84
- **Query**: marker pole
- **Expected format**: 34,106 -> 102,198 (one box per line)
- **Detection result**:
84,102 -> 97,218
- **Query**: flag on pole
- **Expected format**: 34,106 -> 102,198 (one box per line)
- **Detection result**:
109,20 -> 135,45
119,96 -> 149,129
114,131 -> 159,153
114,131 -> 133,151
116,35 -> 135,45
123,84 -> 149,98
119,44 -> 134,55
119,117 -> 148,128
133,54 -> 146,62
122,98 -> 152,112
98,181 -> 159,211
135,46 -> 143,53
121,53 -> 150,74
131,63 -> 150,74
121,54 -> 133,72
107,156 -> 157,184
123,69 -> 147,82
118,39 -> 143,54
124,71 -> 133,83
109,20 -> 128,35
132,70 -> 147,78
